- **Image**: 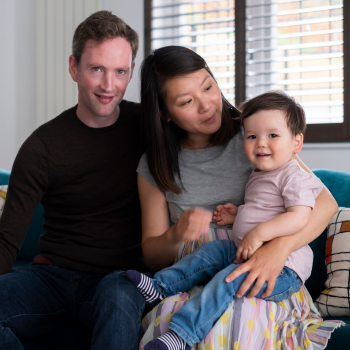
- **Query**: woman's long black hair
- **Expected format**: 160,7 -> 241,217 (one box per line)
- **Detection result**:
140,46 -> 241,194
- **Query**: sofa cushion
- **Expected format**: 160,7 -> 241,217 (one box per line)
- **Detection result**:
315,207 -> 350,316
313,169 -> 350,207
0,170 -> 43,262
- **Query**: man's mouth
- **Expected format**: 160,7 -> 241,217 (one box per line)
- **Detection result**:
95,94 -> 114,102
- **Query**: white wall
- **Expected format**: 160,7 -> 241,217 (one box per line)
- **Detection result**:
0,1 -> 17,172
0,0 -> 143,171
0,1 -> 37,172
101,0 -> 144,103
300,143 -> 350,173
1,0 -> 349,174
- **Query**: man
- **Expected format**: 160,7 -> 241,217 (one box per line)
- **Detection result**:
0,11 -> 146,350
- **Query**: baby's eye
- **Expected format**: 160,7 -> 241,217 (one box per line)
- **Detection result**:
247,135 -> 256,139
269,134 -> 278,138
92,67 -> 101,72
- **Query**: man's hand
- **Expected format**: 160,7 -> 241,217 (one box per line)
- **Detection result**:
173,207 -> 212,243
213,203 -> 238,225
225,238 -> 288,298
235,229 -> 264,262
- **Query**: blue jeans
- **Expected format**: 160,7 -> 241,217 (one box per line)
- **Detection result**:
0,263 -> 145,350
152,240 -> 302,346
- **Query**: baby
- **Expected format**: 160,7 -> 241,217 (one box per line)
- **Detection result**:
127,91 -> 324,350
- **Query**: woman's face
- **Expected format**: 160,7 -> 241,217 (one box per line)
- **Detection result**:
164,69 -> 223,144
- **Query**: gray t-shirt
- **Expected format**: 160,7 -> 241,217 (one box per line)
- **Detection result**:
137,130 -> 254,228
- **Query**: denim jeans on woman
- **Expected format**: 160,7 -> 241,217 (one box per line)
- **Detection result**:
0,264 -> 145,350
152,240 -> 302,346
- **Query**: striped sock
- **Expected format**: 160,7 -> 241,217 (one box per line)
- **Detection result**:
144,330 -> 190,350
126,270 -> 164,308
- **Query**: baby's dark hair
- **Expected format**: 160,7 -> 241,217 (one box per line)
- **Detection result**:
239,91 -> 306,135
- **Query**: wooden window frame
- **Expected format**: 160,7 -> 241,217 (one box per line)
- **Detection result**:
144,0 -> 349,142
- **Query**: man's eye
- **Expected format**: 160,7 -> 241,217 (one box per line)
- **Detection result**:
269,134 -> 278,138
93,67 -> 101,72
117,70 -> 126,74
247,135 -> 256,139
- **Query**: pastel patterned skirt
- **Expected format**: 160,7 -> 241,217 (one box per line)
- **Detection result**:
140,229 -> 344,350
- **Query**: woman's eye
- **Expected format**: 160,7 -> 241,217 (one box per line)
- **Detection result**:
269,134 -> 278,138
181,99 -> 192,106
93,67 -> 101,72
205,84 -> 212,91
247,135 -> 256,139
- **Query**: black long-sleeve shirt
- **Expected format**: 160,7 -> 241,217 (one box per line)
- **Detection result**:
0,101 -> 147,275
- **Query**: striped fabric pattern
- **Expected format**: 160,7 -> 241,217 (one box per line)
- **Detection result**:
316,207 -> 350,316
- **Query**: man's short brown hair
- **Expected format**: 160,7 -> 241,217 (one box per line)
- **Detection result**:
240,90 -> 307,135
72,10 -> 139,65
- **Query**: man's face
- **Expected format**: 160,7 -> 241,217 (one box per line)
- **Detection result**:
69,37 -> 134,125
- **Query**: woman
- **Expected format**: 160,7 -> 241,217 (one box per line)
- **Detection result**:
137,46 -> 340,349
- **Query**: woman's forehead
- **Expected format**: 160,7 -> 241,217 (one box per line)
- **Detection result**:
165,69 -> 212,100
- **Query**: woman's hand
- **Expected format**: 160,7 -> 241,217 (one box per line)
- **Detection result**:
173,207 -> 212,243
226,238 -> 289,298
213,203 -> 238,225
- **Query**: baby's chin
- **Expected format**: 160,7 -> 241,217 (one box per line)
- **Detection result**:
257,161 -> 292,172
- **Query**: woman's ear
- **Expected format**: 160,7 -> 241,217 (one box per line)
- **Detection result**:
159,110 -> 171,122
293,133 -> 304,154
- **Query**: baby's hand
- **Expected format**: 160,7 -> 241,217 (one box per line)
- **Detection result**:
235,229 -> 264,262
213,203 -> 238,225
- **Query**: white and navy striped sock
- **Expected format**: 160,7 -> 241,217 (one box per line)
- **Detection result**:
126,270 -> 164,308
144,330 -> 190,350
158,330 -> 189,350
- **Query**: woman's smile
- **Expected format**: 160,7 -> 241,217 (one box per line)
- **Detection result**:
202,113 -> 216,124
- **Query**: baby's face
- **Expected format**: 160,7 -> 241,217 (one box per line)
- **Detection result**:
243,109 -> 302,171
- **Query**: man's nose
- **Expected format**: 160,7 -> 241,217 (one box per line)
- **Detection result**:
101,72 -> 113,92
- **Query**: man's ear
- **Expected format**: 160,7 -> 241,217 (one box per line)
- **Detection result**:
293,133 -> 303,154
69,55 -> 78,82
129,61 -> 135,81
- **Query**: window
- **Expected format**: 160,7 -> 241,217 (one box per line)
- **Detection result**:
145,0 -> 349,141
145,0 -> 235,104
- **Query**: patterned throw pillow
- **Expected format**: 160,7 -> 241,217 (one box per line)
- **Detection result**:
0,186 -> 7,217
315,207 -> 350,316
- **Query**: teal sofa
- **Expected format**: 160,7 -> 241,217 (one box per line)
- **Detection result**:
0,168 -> 348,348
